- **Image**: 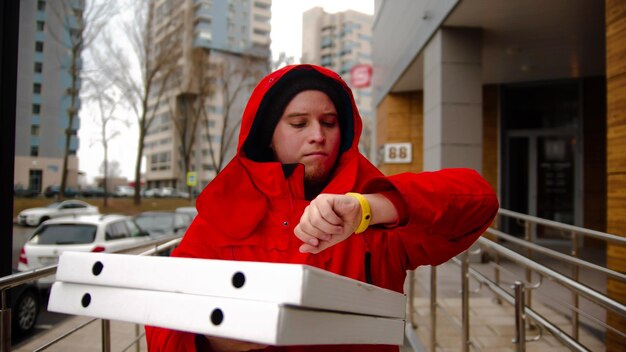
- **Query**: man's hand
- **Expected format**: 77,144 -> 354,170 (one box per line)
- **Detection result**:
204,335 -> 267,352
294,194 -> 362,254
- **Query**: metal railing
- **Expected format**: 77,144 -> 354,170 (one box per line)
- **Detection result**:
0,236 -> 182,352
4,208 -> 625,351
405,208 -> 626,352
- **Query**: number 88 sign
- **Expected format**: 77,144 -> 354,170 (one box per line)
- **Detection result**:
383,143 -> 412,164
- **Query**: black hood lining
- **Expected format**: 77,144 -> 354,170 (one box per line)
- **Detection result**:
242,67 -> 355,162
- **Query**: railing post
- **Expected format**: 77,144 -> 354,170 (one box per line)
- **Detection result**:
513,281 -> 526,351
524,221 -> 533,309
430,266 -> 437,352
1,289 -> 11,352
461,251 -> 470,352
135,324 -> 141,352
101,319 -> 111,352
407,270 -> 416,329
571,231 -> 580,340
0,309 -> 10,352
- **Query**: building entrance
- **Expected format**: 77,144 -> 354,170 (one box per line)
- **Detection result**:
504,132 -> 581,243
501,81 -> 582,244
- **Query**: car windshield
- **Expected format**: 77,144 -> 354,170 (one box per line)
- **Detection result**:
30,224 -> 97,245
46,202 -> 61,209
134,214 -> 174,231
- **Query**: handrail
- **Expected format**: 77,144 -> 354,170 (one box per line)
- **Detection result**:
485,228 -> 626,282
451,257 -> 590,352
498,209 -> 626,245
407,208 -> 625,352
0,234 -> 183,352
0,236 -> 180,292
478,237 -> 626,316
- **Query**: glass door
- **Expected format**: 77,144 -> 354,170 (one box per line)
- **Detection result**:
503,132 -> 581,244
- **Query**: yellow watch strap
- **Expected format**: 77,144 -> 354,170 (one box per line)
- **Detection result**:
346,192 -> 371,234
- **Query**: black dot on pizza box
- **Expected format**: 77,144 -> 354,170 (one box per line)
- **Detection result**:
232,272 -> 245,288
81,293 -> 91,307
211,308 -> 224,325
92,261 -> 104,276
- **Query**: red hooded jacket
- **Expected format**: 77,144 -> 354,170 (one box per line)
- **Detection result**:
146,65 -> 499,351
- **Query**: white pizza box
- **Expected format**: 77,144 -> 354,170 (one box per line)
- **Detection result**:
54,252 -> 406,319
48,282 -> 405,346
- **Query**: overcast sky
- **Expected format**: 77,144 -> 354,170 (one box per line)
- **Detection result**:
77,1 -> 374,183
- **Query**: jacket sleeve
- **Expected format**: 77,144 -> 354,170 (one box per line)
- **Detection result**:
364,168 -> 499,269
145,217 -> 219,352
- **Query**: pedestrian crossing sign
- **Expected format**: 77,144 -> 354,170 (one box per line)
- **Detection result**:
186,172 -> 198,187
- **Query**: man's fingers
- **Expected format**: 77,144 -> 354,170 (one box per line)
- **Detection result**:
316,198 -> 343,225
294,223 -> 326,246
299,205 -> 342,238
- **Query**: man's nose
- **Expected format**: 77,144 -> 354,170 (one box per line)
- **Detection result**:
308,123 -> 326,143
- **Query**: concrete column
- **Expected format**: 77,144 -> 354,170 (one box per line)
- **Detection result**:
423,27 -> 483,172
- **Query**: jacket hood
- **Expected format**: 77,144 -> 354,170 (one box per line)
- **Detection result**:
237,64 -> 362,160
196,65 -> 381,241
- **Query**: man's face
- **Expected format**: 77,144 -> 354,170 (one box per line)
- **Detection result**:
271,90 -> 341,185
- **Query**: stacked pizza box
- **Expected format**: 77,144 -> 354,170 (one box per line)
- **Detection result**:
48,252 -> 406,345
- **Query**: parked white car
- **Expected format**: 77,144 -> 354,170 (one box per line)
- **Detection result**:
17,214 -> 151,287
113,185 -> 135,197
16,200 -> 99,227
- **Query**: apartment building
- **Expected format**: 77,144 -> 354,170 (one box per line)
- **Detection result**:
13,0 -> 83,193
144,0 -> 271,192
301,7 -> 374,159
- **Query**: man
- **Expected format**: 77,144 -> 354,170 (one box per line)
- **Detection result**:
146,64 -> 499,351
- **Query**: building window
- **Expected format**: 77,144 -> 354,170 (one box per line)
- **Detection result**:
253,1 -> 270,10
36,21 -> 45,31
33,83 -> 42,94
37,0 -> 46,11
35,41 -> 44,52
28,169 -> 43,193
32,104 -> 41,114
34,62 -> 43,73
30,146 -> 39,157
31,125 -> 40,136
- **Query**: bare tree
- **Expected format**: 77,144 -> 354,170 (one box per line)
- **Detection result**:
168,48 -> 212,200
203,54 -> 268,174
99,0 -> 180,205
84,76 -> 124,208
47,0 -> 114,200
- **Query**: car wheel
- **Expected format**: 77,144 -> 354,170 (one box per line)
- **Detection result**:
38,216 -> 49,226
12,289 -> 39,335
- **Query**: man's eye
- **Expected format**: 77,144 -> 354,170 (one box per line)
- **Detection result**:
321,120 -> 337,127
290,123 -> 306,128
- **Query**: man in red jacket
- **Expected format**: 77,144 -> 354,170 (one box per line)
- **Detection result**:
146,64 -> 499,351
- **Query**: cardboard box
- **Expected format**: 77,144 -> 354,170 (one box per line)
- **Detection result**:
48,252 -> 407,345
54,252 -> 406,318
49,282 -> 405,345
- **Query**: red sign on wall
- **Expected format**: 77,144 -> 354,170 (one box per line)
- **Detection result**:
349,64 -> 373,88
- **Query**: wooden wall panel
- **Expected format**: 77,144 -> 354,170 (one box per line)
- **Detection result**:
376,92 -> 423,175
605,0 -> 626,349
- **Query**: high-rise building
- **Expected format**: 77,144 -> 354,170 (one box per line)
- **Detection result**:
144,0 -> 271,192
14,0 -> 84,194
301,7 -> 374,159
